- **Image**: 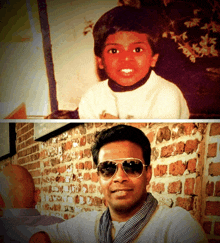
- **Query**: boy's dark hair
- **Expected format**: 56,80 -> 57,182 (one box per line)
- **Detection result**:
91,124 -> 151,166
93,6 -> 165,57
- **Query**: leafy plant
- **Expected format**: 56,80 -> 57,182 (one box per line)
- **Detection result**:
163,0 -> 220,62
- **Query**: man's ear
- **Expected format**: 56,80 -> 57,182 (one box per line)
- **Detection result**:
146,165 -> 152,185
96,56 -> 104,69
150,53 -> 159,68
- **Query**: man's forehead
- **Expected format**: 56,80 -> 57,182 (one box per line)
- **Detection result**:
98,140 -> 144,162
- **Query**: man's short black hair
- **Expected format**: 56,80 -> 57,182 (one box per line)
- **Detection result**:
91,124 -> 151,166
93,6 -> 165,57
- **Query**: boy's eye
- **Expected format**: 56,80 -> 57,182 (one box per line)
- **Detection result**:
133,47 -> 143,53
108,48 -> 119,54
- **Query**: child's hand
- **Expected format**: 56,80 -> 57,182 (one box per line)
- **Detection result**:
99,111 -> 119,119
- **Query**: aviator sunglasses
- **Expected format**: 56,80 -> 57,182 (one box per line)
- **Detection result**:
97,158 -> 148,180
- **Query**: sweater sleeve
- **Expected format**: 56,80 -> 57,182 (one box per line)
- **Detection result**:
149,82 -> 189,119
164,207 -> 208,243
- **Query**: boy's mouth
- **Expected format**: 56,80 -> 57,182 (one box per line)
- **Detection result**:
120,69 -> 134,74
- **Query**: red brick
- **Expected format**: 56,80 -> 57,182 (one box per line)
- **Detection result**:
91,172 -> 99,182
209,163 -> 220,176
214,222 -> 220,236
30,170 -> 41,178
161,144 -> 174,157
28,162 -> 40,170
168,180 -> 182,194
85,161 -> 93,170
86,123 -> 94,129
94,197 -> 102,206
172,124 -> 184,139
197,123 -> 207,134
183,123 -> 196,135
55,175 -> 65,183
84,173 -> 91,181
154,165 -> 167,177
80,136 -> 86,146
50,158 -> 60,166
84,149 -> 91,158
207,143 -> 217,157
129,123 -> 147,128
43,161 -> 50,167
195,176 -> 201,196
78,163 -> 84,170
43,203 -> 50,210
156,126 -> 171,143
76,150 -> 83,160
210,123 -> 220,136
187,158 -> 197,173
185,139 -> 199,154
184,178 -> 195,195
57,165 -> 66,174
82,184 -> 88,193
64,141 -> 72,151
86,134 -> 94,144
205,201 -> 220,216
33,178 -> 41,185
43,168 -> 51,175
215,181 -> 220,197
176,197 -> 193,211
89,184 -> 96,193
175,142 -> 185,155
53,204 -> 61,211
64,214 -> 69,220
203,221 -> 212,234
206,181 -> 214,196
146,131 -> 155,143
169,160 -> 186,176
152,182 -> 165,193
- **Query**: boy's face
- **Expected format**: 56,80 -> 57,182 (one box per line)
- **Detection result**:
97,31 -> 159,87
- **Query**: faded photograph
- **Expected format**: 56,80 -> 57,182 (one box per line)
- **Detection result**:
0,0 -> 219,119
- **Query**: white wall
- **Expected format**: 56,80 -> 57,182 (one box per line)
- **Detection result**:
0,0 -> 117,118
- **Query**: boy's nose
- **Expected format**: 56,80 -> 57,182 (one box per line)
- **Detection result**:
113,164 -> 128,182
121,50 -> 133,61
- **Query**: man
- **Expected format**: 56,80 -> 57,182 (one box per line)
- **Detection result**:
14,125 -> 207,242
0,165 -> 64,242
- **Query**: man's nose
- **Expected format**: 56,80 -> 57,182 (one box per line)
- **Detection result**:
113,164 -> 128,182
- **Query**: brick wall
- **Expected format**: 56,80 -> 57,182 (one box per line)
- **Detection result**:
1,122 -> 220,242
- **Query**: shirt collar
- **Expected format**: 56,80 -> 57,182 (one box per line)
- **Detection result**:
108,68 -> 152,92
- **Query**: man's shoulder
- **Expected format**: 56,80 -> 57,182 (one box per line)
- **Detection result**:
156,205 -> 190,219
75,210 -> 101,220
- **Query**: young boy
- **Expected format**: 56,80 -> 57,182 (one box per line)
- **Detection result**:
78,6 -> 189,119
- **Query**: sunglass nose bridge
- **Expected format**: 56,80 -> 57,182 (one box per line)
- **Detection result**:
112,163 -> 130,180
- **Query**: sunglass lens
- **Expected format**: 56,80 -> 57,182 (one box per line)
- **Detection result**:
123,160 -> 143,177
98,161 -> 116,178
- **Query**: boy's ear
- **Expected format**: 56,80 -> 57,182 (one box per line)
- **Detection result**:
150,53 -> 159,68
96,56 -> 104,69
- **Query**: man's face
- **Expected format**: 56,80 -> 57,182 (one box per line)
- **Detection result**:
97,31 -> 159,87
98,140 -> 151,218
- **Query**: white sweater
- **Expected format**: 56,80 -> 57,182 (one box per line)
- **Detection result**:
79,71 -> 189,119
17,206 -> 207,243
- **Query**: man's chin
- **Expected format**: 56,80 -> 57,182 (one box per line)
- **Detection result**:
110,200 -> 135,213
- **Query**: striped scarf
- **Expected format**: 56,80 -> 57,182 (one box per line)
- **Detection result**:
98,193 -> 158,243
